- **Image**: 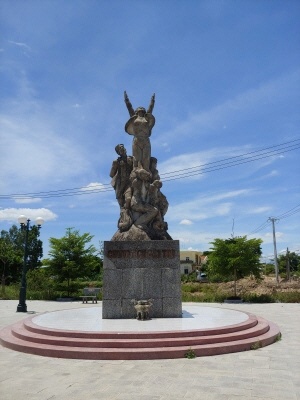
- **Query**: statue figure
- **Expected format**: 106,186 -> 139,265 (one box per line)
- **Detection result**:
110,144 -> 134,232
130,168 -> 158,230
110,144 -> 133,209
149,180 -> 169,234
124,91 -> 155,172
110,92 -> 172,241
149,157 -> 160,181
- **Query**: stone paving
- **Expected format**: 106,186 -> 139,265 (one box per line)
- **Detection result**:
0,300 -> 299,400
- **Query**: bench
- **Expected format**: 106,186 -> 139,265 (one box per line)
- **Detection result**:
80,287 -> 101,304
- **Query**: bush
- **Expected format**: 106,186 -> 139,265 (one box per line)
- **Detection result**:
273,291 -> 300,303
0,284 -> 19,300
181,283 -> 229,302
181,283 -> 199,293
242,293 -> 274,303
181,272 -> 197,283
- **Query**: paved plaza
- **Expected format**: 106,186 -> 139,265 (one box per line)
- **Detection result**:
0,300 -> 299,400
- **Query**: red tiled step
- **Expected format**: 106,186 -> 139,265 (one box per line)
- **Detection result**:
0,315 -> 281,360
11,318 -> 270,348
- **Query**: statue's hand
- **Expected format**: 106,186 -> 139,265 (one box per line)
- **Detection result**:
124,91 -> 135,116
147,93 -> 155,113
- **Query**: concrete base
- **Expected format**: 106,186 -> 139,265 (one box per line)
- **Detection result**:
102,240 -> 182,319
0,305 -> 281,360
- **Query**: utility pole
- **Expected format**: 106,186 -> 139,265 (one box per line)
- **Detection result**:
268,217 -> 279,284
286,247 -> 290,281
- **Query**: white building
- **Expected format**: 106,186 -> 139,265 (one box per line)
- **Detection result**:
180,250 -> 206,275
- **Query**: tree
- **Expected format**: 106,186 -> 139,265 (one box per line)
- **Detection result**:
0,235 -> 19,295
25,225 -> 43,271
278,251 -> 300,278
0,225 -> 43,292
47,228 -> 100,297
207,236 -> 262,298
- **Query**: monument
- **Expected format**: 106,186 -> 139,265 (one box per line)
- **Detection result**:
102,92 -> 182,319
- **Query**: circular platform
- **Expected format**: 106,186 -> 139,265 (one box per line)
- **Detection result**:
32,305 -> 249,332
0,304 -> 280,360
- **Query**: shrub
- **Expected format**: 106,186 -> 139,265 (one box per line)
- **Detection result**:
273,291 -> 300,303
185,348 -> 196,359
0,284 -> 19,300
181,283 -> 200,293
242,293 -> 274,303
181,271 -> 197,283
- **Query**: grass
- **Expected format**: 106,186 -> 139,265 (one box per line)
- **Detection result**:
1,278 -> 299,303
250,341 -> 262,350
181,278 -> 300,303
184,348 -> 196,359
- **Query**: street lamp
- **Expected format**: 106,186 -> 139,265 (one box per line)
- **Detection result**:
16,215 -> 44,312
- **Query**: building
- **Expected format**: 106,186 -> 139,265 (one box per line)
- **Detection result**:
180,250 -> 204,275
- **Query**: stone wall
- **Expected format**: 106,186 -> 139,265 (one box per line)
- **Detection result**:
102,240 -> 182,319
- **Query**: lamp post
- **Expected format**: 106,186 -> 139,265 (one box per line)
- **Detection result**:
16,215 -> 44,313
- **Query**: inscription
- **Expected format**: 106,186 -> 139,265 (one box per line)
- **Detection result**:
107,249 -> 176,259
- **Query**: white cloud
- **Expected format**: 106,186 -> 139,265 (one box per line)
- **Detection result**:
169,189 -> 251,222
0,102 -> 90,194
257,170 -> 279,181
158,145 -> 280,182
0,208 -> 57,223
8,40 -> 31,51
250,206 -> 272,214
171,229 -> 221,249
179,219 -> 193,225
157,70 -> 300,143
12,197 -> 42,204
158,148 -> 231,177
80,182 -> 106,192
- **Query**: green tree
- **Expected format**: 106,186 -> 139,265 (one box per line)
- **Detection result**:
207,236 -> 262,297
278,251 -> 300,278
0,225 -> 43,292
47,228 -> 100,297
0,235 -> 20,295
25,225 -> 43,271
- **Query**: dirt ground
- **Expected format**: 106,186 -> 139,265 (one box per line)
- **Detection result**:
215,276 -> 300,296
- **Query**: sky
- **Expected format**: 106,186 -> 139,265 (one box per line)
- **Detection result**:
0,0 -> 299,262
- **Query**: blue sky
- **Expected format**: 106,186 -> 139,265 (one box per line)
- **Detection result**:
1,0 -> 299,261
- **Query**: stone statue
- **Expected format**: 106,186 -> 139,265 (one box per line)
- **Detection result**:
110,144 -> 133,209
130,168 -> 158,230
110,93 -> 172,241
124,91 -> 155,172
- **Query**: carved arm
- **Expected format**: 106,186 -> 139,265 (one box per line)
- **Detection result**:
147,93 -> 155,114
124,91 -> 135,116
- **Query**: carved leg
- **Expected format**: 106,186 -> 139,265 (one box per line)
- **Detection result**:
133,206 -> 158,229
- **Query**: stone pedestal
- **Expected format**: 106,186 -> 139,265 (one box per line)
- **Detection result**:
102,240 -> 182,319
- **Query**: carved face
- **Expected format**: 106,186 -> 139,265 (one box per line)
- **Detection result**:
135,107 -> 146,117
138,169 -> 151,181
153,180 -> 162,188
116,144 -> 127,156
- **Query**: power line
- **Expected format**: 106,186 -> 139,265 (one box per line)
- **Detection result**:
1,138 -> 299,200
278,209 -> 300,220
247,220 -> 271,236
162,144 -> 300,182
248,203 -> 300,237
161,138 -> 300,178
275,203 -> 300,219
